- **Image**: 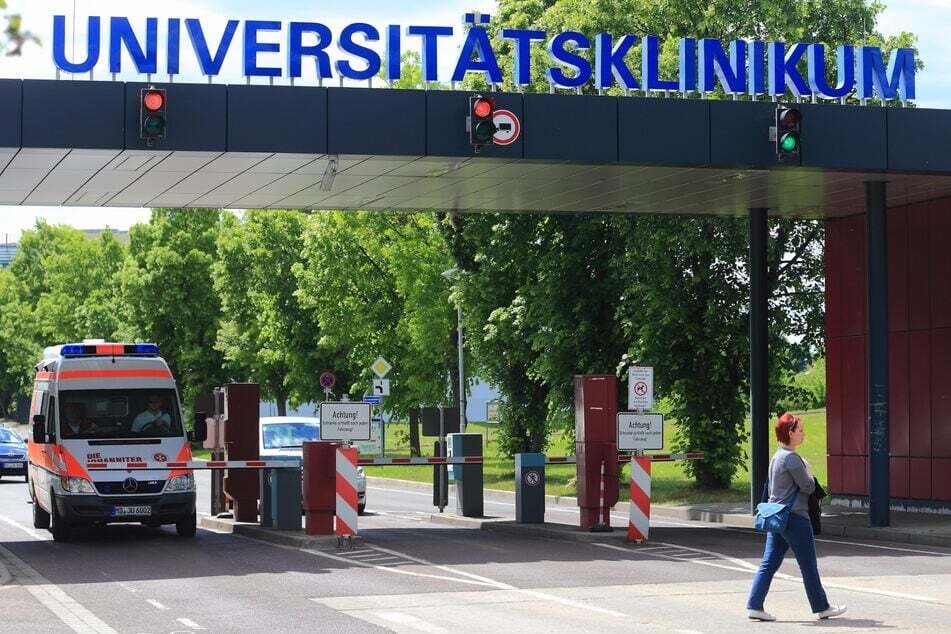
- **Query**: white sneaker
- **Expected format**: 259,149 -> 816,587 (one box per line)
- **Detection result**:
817,605 -> 847,619
748,609 -> 776,621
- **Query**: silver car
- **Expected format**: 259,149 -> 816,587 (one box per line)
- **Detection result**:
259,416 -> 366,514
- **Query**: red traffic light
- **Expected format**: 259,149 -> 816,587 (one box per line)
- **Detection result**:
473,98 -> 493,119
143,90 -> 165,112
777,107 -> 801,128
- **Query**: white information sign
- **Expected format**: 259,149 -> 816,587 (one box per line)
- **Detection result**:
319,402 -> 371,441
373,378 -> 391,396
617,412 -> 664,451
628,366 -> 654,410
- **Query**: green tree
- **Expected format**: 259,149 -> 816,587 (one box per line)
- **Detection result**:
119,210 -> 228,405
0,268 -> 37,414
34,230 -> 128,343
453,213 -> 630,454
215,210 -> 343,415
9,222 -> 128,344
295,211 -> 454,454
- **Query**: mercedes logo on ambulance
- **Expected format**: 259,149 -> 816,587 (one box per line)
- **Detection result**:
122,477 -> 139,493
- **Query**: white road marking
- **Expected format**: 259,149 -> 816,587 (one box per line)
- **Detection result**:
0,510 -> 51,540
146,599 -> 168,610
363,543 -> 629,618
815,536 -> 951,556
0,543 -> 118,633
595,541 -> 944,605
177,617 -> 205,629
376,611 -> 448,632
297,546 -> 499,588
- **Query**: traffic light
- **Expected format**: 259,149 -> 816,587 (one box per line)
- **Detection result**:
775,105 -> 801,157
140,87 -> 167,144
468,95 -> 497,150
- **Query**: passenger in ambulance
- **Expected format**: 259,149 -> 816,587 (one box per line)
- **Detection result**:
131,394 -> 172,433
62,402 -> 96,437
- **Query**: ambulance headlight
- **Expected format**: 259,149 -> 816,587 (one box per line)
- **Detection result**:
60,476 -> 96,494
165,473 -> 195,492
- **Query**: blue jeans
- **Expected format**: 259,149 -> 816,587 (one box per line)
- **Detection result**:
747,512 -> 830,613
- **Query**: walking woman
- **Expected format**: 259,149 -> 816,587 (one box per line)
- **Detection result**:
747,412 -> 847,621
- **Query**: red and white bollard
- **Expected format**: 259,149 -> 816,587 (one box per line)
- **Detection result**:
627,455 -> 651,543
335,447 -> 359,538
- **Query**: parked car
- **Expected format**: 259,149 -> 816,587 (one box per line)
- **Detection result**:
259,416 -> 366,514
0,425 -> 28,482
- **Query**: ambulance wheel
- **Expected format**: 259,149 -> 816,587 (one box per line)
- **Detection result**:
32,491 -> 50,530
358,504 -> 365,515
49,493 -> 71,542
176,511 -> 197,537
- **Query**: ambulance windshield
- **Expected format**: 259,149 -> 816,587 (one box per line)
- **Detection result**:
59,389 -> 183,439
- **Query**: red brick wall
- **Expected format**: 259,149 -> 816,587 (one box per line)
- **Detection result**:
825,197 -> 951,502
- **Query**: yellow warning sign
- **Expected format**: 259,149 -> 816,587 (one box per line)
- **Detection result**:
371,357 -> 392,378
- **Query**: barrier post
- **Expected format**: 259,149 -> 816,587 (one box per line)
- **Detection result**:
303,441 -> 336,535
335,446 -> 359,539
628,455 -> 652,543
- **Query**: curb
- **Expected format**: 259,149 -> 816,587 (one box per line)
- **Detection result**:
198,514 -> 362,551
427,512 -> 632,543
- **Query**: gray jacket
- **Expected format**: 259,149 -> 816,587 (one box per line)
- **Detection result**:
768,447 -> 816,519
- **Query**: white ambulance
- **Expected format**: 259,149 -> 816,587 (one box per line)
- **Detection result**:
27,342 -> 204,542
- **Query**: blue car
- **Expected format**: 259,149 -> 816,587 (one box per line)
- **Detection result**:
0,426 -> 27,482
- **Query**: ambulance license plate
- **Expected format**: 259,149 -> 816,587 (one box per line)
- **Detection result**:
112,505 -> 151,517
4,462 -> 23,469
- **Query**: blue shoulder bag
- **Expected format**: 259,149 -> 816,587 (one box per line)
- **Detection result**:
754,483 -> 798,534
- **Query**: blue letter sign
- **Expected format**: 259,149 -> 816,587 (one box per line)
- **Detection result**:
49,14 -> 917,103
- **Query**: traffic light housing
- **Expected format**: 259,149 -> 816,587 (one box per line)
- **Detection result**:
468,95 -> 497,150
775,105 -> 801,157
140,87 -> 167,144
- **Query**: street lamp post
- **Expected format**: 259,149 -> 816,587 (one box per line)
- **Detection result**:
442,267 -> 467,433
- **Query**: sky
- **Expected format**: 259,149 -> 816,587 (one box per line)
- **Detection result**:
0,0 -> 948,243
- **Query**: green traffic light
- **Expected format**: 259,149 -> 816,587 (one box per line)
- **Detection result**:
780,132 -> 799,152
143,115 -> 166,136
473,120 -> 495,143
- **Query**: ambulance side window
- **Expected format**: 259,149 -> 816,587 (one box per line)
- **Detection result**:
46,396 -> 56,436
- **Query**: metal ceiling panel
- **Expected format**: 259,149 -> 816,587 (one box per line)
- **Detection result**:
107,171 -> 192,206
201,152 -> 272,173
25,169 -> 98,205
152,152 -> 222,172
251,155 -> 323,173
0,148 -> 17,173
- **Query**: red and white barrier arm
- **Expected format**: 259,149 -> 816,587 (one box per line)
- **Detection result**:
544,452 -> 705,465
357,456 -> 484,466
85,459 -> 301,470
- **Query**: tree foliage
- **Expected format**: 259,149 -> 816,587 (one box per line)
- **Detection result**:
215,210 -> 343,415
295,211 -> 454,452
120,210 -> 228,405
0,268 -> 36,414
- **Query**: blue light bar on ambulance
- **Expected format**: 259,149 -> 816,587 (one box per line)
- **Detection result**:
59,343 -> 160,357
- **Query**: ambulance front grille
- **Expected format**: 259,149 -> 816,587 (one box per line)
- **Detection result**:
95,480 -> 165,495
